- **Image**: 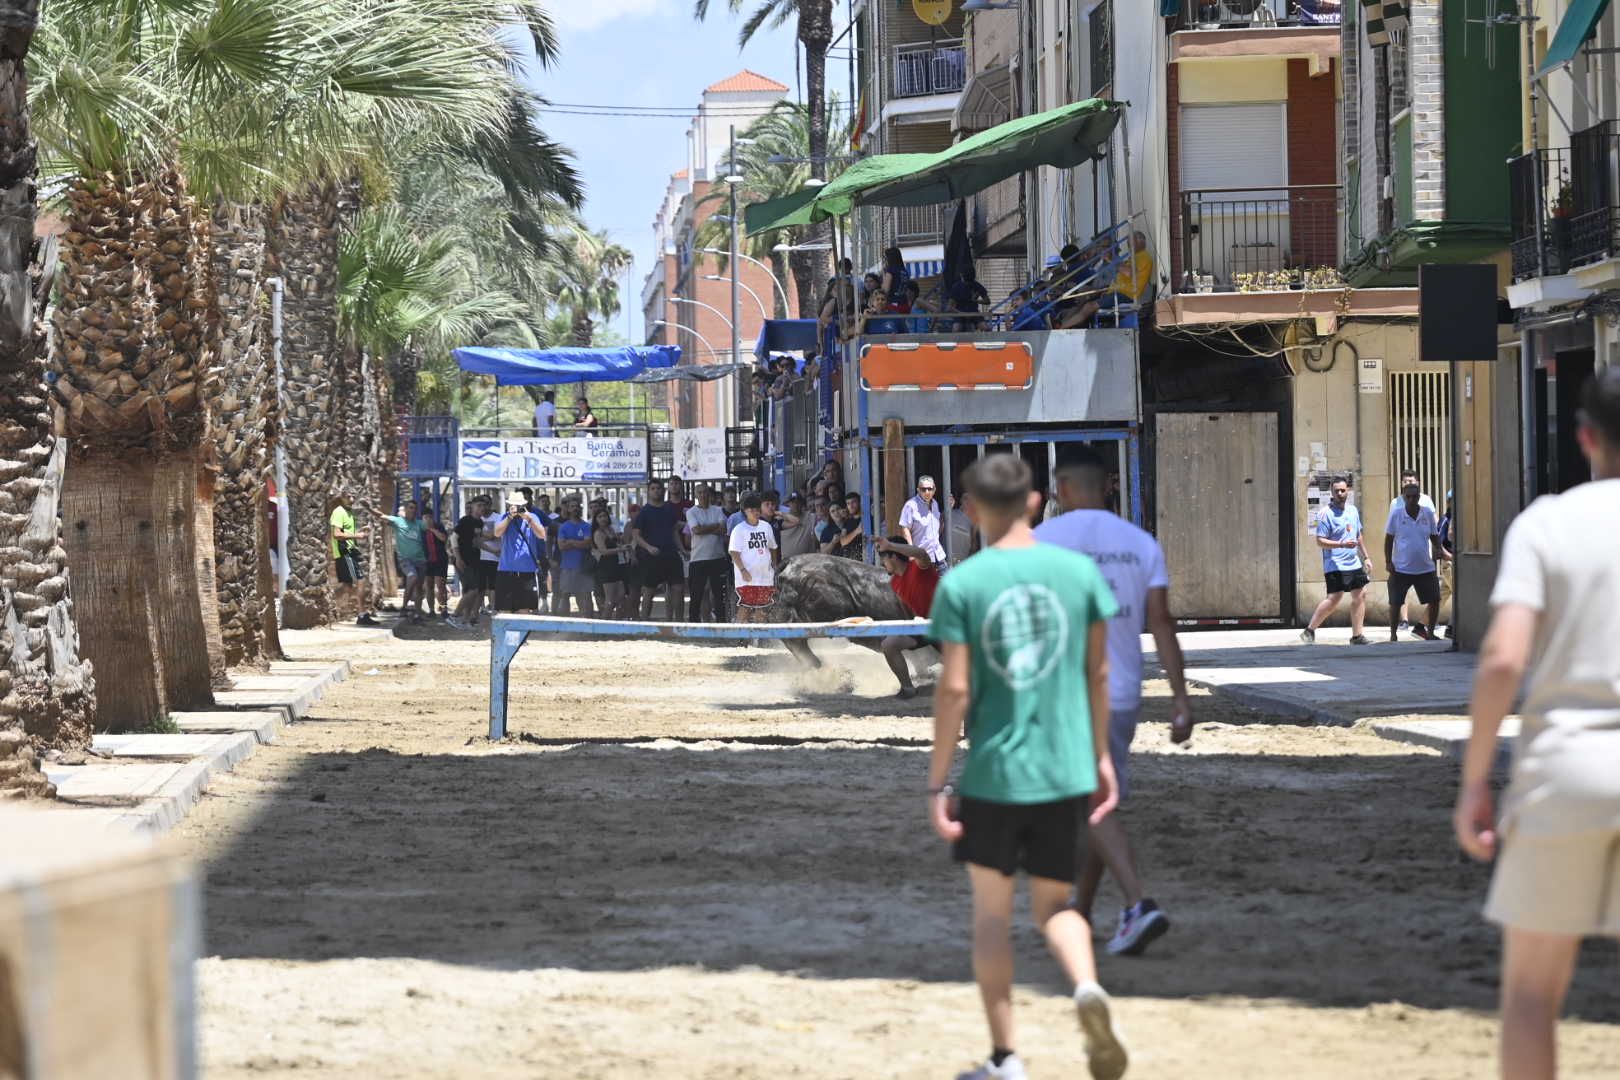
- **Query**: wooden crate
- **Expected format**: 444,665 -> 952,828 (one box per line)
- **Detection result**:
0,808 -> 197,1079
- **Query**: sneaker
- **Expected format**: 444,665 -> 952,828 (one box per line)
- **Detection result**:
1412,623 -> 1435,641
1074,982 -> 1128,1080
1107,898 -> 1170,957
1349,634 -> 1371,645
896,686 -> 918,700
1398,619 -> 1411,633
1298,627 -> 1315,644
444,615 -> 465,630
956,1054 -> 1027,1080
356,613 -> 379,627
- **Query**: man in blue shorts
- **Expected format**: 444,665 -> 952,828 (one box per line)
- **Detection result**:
927,453 -> 1128,1080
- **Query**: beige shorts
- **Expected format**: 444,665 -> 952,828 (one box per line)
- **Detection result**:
1485,827 -> 1620,936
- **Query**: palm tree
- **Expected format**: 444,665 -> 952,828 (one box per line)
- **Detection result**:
0,0 -> 95,795
694,98 -> 853,318
546,220 -> 632,348
693,0 -> 836,285
30,0 -> 525,723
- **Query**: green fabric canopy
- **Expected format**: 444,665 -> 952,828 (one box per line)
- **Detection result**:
744,98 -> 1123,236
1538,0 -> 1611,76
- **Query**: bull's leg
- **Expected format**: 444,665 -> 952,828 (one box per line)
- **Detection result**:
783,638 -> 822,668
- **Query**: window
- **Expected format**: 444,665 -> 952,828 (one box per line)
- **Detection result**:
1178,103 -> 1287,195
1088,2 -> 1113,96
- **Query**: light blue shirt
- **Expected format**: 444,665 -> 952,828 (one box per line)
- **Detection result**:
1316,501 -> 1364,573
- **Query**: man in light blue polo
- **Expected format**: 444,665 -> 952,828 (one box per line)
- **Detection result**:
899,475 -> 946,569
1300,477 -> 1373,645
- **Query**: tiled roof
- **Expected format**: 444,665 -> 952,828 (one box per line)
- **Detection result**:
673,168 -> 689,179
704,69 -> 789,94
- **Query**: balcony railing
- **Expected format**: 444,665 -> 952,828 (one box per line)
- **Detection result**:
1175,185 -> 1343,293
893,203 -> 946,245
1173,0 -> 1341,28
893,39 -> 967,98
1570,120 -> 1620,267
1510,147 -> 1569,281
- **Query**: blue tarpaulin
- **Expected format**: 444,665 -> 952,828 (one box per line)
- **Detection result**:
453,344 -> 681,385
754,319 -> 821,362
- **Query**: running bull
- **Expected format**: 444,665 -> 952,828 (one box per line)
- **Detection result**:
770,555 -> 931,686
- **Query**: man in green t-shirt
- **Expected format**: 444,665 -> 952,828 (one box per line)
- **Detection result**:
329,494 -> 377,626
373,499 -> 429,623
927,453 -> 1126,1080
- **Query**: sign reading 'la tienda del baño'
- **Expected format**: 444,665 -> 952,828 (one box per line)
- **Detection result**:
458,437 -> 649,484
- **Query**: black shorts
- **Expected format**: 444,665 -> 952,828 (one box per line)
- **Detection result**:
593,557 -> 624,585
425,559 -> 449,579
467,560 -> 498,590
1389,569 -> 1441,606
1324,568 -> 1370,595
951,795 -> 1089,882
334,553 -> 362,585
494,571 -> 538,612
639,550 -> 684,588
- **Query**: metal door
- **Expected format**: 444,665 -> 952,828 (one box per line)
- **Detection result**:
1154,411 -> 1282,619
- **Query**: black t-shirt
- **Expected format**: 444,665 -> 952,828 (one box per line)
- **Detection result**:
454,515 -> 484,563
633,502 -> 679,552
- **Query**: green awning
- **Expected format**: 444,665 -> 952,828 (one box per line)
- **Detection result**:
1537,0 -> 1611,76
744,98 -> 1123,235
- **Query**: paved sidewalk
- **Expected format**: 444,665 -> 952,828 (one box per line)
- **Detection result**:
43,660 -> 349,833
1146,628 -> 1492,754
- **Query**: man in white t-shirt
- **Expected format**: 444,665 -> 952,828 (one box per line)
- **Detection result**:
1455,366 -> 1620,1079
1387,468 -> 1437,629
684,484 -> 730,622
727,492 -> 778,624
1035,449 -> 1194,958
533,390 -> 556,437
1383,479 -> 1446,641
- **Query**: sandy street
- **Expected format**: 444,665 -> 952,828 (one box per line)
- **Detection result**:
174,625 -> 1620,1078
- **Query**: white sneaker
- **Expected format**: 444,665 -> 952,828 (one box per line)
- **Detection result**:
955,1053 -> 1027,1080
1106,899 -> 1170,957
1075,982 -> 1128,1080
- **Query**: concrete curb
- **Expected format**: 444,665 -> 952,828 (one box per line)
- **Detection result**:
46,661 -> 350,835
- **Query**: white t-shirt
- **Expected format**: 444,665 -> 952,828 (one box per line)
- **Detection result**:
684,504 -> 729,563
479,513 -> 501,562
1034,509 -> 1170,710
534,400 -> 555,435
1490,478 -> 1620,832
1384,503 -> 1440,575
727,520 -> 778,587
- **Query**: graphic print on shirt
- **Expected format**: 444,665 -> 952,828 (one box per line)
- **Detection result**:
980,584 -> 1070,691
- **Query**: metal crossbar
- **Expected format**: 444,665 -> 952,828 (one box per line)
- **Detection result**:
487,614 -> 931,738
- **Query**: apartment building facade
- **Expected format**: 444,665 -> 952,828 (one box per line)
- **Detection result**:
639,71 -> 799,429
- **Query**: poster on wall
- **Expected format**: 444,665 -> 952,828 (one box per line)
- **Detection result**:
458,437 -> 649,484
672,426 -> 729,479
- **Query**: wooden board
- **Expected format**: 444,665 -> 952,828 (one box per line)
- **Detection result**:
0,808 -> 197,1079
1155,411 -> 1282,619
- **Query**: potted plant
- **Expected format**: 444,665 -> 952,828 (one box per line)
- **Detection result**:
1550,172 -> 1574,271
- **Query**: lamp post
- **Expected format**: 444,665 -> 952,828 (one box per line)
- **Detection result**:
725,125 -> 746,424
669,295 -> 733,329
698,247 -> 791,313
651,319 -> 722,362
704,274 -> 767,320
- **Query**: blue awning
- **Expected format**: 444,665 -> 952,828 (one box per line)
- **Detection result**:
909,259 -> 944,279
754,319 -> 821,361
452,344 -> 681,385
1538,0 -> 1611,76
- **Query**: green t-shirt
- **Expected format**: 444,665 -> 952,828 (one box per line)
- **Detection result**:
387,515 -> 427,562
929,544 -> 1118,805
330,506 -> 355,560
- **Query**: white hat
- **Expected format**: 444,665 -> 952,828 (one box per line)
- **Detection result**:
504,490 -> 526,507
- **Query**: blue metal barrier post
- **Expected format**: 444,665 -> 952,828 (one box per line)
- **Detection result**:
488,622 -> 529,739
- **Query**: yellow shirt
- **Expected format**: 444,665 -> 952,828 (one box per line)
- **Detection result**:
1111,249 -> 1153,301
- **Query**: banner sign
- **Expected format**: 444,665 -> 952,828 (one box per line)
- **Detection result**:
672,426 -> 729,479
458,437 -> 649,484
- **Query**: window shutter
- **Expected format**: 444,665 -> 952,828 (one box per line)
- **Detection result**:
1179,104 -> 1288,193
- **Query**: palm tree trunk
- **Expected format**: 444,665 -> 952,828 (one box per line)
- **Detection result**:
769,249 -> 792,319
267,182 -> 342,629
209,202 -> 277,666
0,0 -> 95,787
788,244 -> 818,325
799,1 -> 836,292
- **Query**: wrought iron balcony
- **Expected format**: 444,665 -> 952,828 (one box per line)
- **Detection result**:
1509,146 -> 1571,281
1569,120 -> 1620,268
1175,185 -> 1343,293
1173,0 -> 1341,29
893,39 -> 967,98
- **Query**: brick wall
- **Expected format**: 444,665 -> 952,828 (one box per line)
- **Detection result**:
1409,0 -> 1445,221
1287,59 -> 1339,270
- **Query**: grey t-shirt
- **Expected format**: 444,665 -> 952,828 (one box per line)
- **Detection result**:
1490,478 -> 1620,831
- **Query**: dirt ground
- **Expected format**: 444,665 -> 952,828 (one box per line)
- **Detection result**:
173,622 -> 1620,1079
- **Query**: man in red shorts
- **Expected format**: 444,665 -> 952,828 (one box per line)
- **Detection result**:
727,492 -> 778,624
875,535 -> 940,699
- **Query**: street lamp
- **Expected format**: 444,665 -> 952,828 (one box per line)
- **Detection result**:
774,242 -> 834,253
651,319 -> 721,362
704,274 -> 767,320
669,295 -> 733,329
699,247 -> 791,312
